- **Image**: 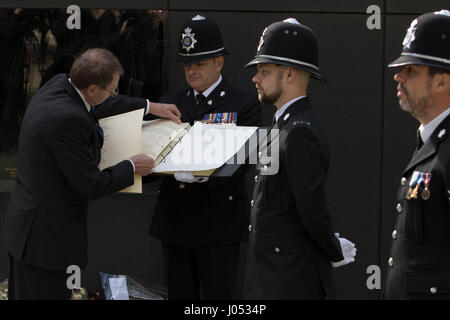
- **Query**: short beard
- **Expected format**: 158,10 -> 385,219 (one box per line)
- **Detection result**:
398,81 -> 432,120
259,71 -> 283,105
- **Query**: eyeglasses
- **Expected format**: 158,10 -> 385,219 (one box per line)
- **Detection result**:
104,87 -> 119,97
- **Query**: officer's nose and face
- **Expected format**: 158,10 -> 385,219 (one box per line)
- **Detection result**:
184,56 -> 224,93
252,63 -> 284,106
393,64 -> 434,118
394,65 -> 415,103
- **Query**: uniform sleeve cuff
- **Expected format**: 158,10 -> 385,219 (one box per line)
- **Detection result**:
127,159 -> 135,173
145,99 -> 150,115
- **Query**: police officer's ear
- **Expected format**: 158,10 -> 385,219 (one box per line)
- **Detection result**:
286,67 -> 294,79
214,56 -> 225,72
287,67 -> 310,85
443,74 -> 450,96
285,67 -> 298,83
433,72 -> 450,94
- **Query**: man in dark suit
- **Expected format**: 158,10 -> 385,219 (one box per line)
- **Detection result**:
149,15 -> 262,299
3,48 -> 177,300
384,10 -> 450,300
243,19 -> 356,299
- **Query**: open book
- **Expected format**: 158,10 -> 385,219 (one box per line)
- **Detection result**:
99,109 -> 258,193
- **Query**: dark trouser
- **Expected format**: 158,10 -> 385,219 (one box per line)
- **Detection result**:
8,253 -> 72,300
162,243 -> 240,300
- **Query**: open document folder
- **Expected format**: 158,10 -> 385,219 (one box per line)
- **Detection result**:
151,121 -> 257,176
98,109 -> 258,193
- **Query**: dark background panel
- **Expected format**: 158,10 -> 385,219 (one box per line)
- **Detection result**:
386,0 -> 449,14
169,0 -> 383,13
0,0 -> 168,9
380,14 -> 419,289
305,13 -> 383,300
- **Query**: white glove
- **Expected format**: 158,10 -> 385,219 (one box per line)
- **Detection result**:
174,171 -> 209,183
331,236 -> 357,268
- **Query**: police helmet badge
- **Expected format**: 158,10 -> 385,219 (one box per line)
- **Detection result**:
389,10 -> 450,72
257,27 -> 268,52
245,17 -> 325,81
402,18 -> 418,49
181,27 -> 197,53
178,15 -> 229,65
434,9 -> 450,17
283,17 -> 301,24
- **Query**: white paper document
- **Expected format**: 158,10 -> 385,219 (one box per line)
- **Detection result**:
152,122 -> 258,173
98,111 -> 257,184
98,109 -> 143,193
109,277 -> 129,300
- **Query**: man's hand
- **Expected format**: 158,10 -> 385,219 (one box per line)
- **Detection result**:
331,236 -> 357,268
129,154 -> 154,176
149,102 -> 181,124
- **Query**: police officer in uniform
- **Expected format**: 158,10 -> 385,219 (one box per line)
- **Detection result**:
384,10 -> 450,300
149,15 -> 262,299
243,18 -> 356,300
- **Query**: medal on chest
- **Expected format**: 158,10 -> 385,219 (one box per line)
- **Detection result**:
406,171 -> 423,200
421,173 -> 431,200
405,171 -> 431,200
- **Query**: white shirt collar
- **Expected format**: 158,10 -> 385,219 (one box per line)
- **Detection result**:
419,107 -> 450,143
68,78 -> 91,111
193,74 -> 222,99
275,95 -> 307,122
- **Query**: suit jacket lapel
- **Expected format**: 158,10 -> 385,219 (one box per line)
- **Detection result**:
179,89 -> 199,123
195,78 -> 228,118
61,75 -> 91,115
275,97 -> 312,129
403,141 -> 437,175
402,115 -> 450,175
61,75 -> 102,160
263,98 -> 311,152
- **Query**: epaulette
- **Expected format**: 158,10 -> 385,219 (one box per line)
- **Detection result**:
293,120 -> 311,127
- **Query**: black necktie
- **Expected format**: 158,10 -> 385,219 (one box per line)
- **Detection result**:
90,107 -> 104,148
195,93 -> 205,106
417,129 -> 424,149
270,114 -> 277,127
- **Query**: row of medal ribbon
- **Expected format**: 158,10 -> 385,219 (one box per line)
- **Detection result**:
406,171 -> 431,200
202,112 -> 237,124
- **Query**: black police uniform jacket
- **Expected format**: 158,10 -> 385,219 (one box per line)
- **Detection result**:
3,74 -> 147,271
243,97 -> 344,299
384,115 -> 450,299
149,77 -> 262,246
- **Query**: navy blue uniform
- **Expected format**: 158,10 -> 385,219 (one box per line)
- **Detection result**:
244,98 -> 343,299
384,115 -> 450,299
149,77 -> 262,299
